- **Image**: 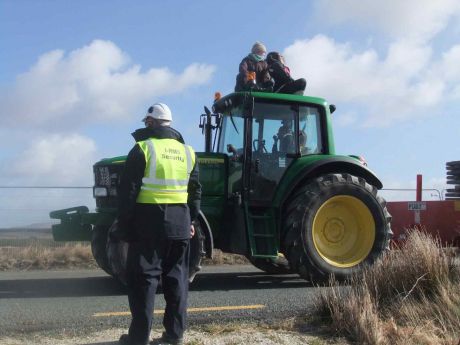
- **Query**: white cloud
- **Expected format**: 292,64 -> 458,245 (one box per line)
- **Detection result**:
0,40 -> 216,130
314,0 -> 460,42
439,45 -> 460,81
6,134 -> 97,185
299,1 -> 460,127
283,34 -> 460,127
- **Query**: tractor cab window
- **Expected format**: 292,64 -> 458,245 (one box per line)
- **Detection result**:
218,110 -> 245,195
299,106 -> 322,155
250,102 -> 297,201
253,104 -> 296,155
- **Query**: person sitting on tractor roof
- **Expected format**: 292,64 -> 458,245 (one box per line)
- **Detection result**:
266,51 -> 306,95
234,41 -> 274,92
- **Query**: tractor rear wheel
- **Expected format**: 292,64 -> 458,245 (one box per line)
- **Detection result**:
188,220 -> 206,282
248,256 -> 292,274
91,225 -> 113,275
283,173 -> 392,282
105,219 -> 206,284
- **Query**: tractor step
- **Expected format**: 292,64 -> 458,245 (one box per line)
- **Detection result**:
245,205 -> 278,258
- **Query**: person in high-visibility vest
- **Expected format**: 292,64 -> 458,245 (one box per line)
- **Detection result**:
116,103 -> 201,345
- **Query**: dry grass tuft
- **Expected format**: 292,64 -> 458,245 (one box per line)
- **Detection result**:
0,243 -> 97,270
315,229 -> 460,345
0,244 -> 249,271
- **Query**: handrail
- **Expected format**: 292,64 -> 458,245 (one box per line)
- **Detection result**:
382,188 -> 442,200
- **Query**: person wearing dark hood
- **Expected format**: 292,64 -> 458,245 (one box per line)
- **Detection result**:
266,52 -> 306,95
115,103 -> 201,345
235,41 -> 274,92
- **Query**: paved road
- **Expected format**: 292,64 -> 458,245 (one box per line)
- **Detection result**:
0,265 -> 319,336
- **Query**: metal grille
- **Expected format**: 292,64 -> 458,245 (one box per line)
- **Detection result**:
94,164 -> 124,209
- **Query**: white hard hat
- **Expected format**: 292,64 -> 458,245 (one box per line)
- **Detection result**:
142,103 -> 172,122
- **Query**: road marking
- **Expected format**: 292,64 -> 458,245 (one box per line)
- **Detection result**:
93,304 -> 265,317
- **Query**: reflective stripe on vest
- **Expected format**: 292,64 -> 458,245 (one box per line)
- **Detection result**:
136,138 -> 195,204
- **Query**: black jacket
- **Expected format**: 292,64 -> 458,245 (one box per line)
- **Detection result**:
268,61 -> 294,92
117,126 -> 201,241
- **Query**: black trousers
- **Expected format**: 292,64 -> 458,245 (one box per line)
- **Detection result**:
126,238 -> 190,344
277,78 -> 307,94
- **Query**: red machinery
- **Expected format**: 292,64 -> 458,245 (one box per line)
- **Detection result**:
387,165 -> 460,247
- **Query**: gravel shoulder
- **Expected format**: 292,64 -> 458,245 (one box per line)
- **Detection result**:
0,324 -> 349,345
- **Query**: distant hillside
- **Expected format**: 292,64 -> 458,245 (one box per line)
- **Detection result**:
0,222 -> 56,232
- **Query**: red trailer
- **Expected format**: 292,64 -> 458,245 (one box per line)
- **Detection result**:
387,200 -> 460,247
387,172 -> 460,247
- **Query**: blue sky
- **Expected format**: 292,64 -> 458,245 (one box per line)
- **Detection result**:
1,0 -> 459,226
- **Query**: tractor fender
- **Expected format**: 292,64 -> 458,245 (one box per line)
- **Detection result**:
278,157 -> 383,207
198,210 -> 214,259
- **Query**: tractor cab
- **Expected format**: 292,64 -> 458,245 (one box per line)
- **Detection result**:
214,93 -> 326,203
198,92 -> 335,258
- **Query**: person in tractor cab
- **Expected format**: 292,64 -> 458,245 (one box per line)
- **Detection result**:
266,51 -> 306,95
115,103 -> 201,345
277,119 -> 295,153
234,41 -> 274,92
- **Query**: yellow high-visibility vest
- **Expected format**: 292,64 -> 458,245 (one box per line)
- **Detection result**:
136,138 -> 195,204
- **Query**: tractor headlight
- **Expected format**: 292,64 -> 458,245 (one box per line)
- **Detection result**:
93,187 -> 108,197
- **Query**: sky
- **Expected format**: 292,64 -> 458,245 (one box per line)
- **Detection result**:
1,0 -> 459,227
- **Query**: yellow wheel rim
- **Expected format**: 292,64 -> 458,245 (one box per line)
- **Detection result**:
312,195 -> 375,268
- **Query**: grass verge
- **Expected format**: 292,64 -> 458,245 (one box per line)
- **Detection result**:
0,243 -> 248,270
0,243 -> 97,271
314,230 -> 460,345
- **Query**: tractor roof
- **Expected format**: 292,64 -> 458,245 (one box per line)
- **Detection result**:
213,91 -> 328,113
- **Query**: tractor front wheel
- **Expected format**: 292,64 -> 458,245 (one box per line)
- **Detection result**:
91,225 -> 113,275
283,173 -> 392,281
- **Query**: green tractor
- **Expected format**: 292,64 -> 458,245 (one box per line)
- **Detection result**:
50,91 -> 392,282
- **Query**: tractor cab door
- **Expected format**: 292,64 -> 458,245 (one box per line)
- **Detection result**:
249,101 -> 298,203
243,100 -> 299,257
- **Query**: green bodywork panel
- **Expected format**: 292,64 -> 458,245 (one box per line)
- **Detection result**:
233,91 -> 326,105
196,153 -> 227,240
94,156 -> 126,165
50,206 -> 116,241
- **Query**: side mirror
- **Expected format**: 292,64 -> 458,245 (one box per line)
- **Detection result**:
329,104 -> 336,114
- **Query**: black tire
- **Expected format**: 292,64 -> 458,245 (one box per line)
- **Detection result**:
283,173 -> 392,282
248,255 -> 292,274
91,225 -> 113,275
446,161 -> 460,167
105,219 -> 206,285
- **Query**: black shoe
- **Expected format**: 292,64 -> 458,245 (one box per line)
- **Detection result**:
119,334 -> 148,345
152,332 -> 184,345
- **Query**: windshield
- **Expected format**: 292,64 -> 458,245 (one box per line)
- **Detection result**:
217,107 -> 245,155
218,102 -> 323,156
